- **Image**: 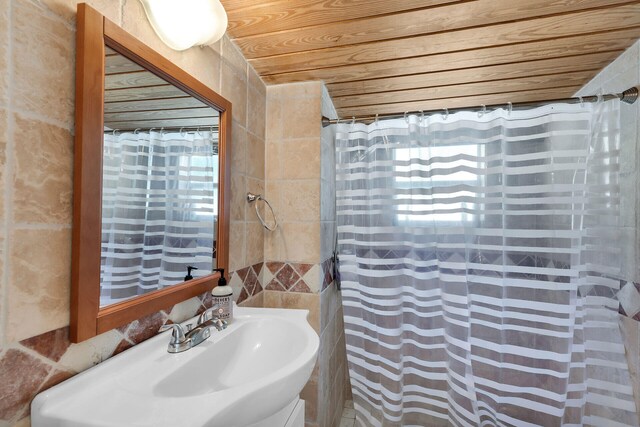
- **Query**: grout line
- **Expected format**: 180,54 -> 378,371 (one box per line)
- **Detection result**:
11,107 -> 72,132
12,223 -> 71,230
1,0 -> 14,349
245,126 -> 265,140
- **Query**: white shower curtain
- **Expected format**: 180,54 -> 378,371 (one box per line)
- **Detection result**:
100,130 -> 218,306
335,101 -> 638,426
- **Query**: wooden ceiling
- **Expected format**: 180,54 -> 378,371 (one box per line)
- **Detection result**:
220,0 -> 640,118
104,48 -> 219,131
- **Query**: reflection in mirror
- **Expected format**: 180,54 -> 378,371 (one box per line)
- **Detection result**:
100,49 -> 219,307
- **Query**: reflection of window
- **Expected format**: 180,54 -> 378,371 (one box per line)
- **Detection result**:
395,145 -> 480,223
178,154 -> 218,218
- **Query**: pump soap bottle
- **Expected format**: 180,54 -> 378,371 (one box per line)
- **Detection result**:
211,268 -> 233,322
184,265 -> 198,281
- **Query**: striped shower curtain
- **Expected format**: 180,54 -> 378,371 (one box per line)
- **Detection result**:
335,101 -> 638,426
100,130 -> 218,306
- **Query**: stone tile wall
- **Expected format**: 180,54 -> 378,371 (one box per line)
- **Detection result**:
318,283 -> 351,427
230,262 -> 264,303
260,257 -> 349,427
318,86 -> 352,427
264,82 -> 323,266
0,2 -> 354,426
263,81 -> 323,426
264,261 -> 319,293
263,81 -> 350,427
0,0 -> 265,425
318,86 -> 351,427
320,85 -> 337,268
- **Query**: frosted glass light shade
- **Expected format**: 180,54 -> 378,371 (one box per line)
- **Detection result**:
139,0 -> 228,51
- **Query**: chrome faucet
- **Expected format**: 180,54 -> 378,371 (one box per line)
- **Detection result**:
186,306 -> 228,348
159,323 -> 191,353
159,305 -> 228,353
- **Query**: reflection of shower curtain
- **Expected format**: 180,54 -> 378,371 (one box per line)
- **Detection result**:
100,130 -> 218,306
335,101 -> 638,426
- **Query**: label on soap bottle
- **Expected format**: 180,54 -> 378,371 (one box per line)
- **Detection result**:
212,296 -> 232,320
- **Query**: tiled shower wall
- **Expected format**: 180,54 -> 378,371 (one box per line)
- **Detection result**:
264,81 -> 323,278
320,85 -> 352,427
575,39 -> 640,422
263,81 -> 324,426
0,0 -> 265,425
263,81 -> 350,427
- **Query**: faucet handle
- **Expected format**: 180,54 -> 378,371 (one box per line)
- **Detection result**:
159,323 -> 187,344
198,304 -> 221,324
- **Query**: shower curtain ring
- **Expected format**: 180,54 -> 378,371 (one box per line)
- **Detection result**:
375,113 -> 379,125
578,96 -> 585,108
419,110 -> 424,122
442,108 -> 449,120
478,105 -> 487,118
351,116 -> 356,125
507,102 -> 513,115
179,127 -> 186,137
404,111 -> 409,123
134,128 -> 141,134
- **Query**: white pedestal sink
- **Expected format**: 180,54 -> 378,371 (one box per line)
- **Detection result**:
32,306 -> 319,427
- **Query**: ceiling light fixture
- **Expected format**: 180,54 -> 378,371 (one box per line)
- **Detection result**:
139,0 -> 228,51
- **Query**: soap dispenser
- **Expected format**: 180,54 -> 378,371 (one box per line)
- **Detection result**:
211,268 -> 233,322
184,265 -> 198,281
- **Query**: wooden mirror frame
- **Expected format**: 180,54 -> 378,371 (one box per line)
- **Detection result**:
71,3 -> 231,343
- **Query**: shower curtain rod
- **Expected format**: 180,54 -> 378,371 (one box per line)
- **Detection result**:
105,125 -> 219,134
321,86 -> 639,127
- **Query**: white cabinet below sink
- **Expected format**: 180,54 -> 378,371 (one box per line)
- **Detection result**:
285,399 -> 305,427
247,398 -> 304,427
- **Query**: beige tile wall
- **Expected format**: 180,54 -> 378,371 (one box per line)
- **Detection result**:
321,85 -> 337,263
319,86 -> 351,427
264,81 -> 323,426
264,81 -> 350,427
265,82 -> 323,269
319,284 -> 350,427
0,0 -> 265,425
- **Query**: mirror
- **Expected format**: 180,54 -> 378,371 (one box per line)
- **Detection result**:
101,50 -> 219,307
71,4 -> 231,342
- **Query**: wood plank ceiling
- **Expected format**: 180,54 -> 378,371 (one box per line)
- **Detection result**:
104,48 -> 219,131
220,0 -> 640,118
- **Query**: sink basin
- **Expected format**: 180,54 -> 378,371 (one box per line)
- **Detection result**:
32,306 -> 319,427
